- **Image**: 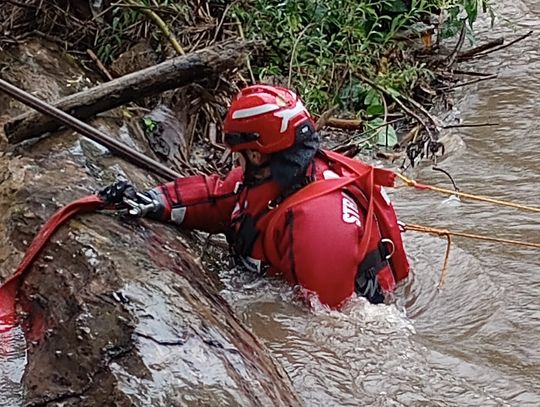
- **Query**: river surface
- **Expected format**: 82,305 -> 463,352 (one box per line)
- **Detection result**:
219,2 -> 540,406
1,1 -> 539,406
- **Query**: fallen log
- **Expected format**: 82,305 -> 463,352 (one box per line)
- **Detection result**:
4,40 -> 262,144
324,117 -> 364,130
0,78 -> 181,181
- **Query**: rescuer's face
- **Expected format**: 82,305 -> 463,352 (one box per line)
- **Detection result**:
235,150 -> 267,172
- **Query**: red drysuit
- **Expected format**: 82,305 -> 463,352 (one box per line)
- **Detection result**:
150,150 -> 409,308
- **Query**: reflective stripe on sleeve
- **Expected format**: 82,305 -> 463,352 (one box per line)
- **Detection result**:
171,207 -> 187,224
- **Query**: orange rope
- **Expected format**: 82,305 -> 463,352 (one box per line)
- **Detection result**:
395,173 -> 540,213
405,223 -> 540,290
438,233 -> 452,289
393,172 -> 539,288
405,223 -> 540,249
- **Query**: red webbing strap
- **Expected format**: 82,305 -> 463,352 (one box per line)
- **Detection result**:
262,166 -> 375,268
356,167 -> 375,262
0,195 -> 104,321
323,149 -> 396,187
320,151 -> 391,260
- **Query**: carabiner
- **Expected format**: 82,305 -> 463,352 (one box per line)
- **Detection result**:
381,238 -> 395,260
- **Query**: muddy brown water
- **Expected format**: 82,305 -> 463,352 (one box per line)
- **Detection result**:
1,2 -> 539,406
217,4 -> 540,407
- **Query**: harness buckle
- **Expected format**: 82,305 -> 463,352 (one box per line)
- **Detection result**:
381,238 -> 395,260
233,182 -> 243,194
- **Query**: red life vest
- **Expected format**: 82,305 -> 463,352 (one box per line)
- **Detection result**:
262,150 -> 410,292
153,148 -> 410,306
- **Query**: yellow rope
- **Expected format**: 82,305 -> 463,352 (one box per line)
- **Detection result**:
438,233 -> 451,289
395,173 -> 540,213
405,223 -> 540,290
392,172 -> 539,288
405,223 -> 540,249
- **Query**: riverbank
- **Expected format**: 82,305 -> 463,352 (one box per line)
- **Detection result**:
1,0 -> 526,171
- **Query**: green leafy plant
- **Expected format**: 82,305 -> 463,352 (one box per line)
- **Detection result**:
94,0 -> 183,64
437,0 -> 494,40
232,0 -> 440,112
233,0 -> 491,149
95,5 -> 141,63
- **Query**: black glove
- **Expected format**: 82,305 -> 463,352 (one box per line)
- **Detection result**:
98,180 -> 137,206
98,180 -> 163,218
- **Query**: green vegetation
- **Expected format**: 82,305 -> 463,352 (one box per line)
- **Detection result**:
92,0 -> 492,115
87,0 -> 493,152
95,5 -> 142,64
95,1 -> 189,64
232,0 -> 492,147
1,0 -> 494,156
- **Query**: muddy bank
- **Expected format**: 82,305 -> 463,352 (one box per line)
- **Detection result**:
0,40 -> 302,406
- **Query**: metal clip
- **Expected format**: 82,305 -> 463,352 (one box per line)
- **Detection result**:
381,238 -> 395,260
123,192 -> 159,217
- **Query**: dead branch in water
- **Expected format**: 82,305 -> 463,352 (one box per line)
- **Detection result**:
472,31 -> 533,59
443,122 -> 499,129
439,74 -> 498,90
452,70 -> 496,77
445,23 -> 467,67
457,38 -> 504,61
456,31 -> 533,62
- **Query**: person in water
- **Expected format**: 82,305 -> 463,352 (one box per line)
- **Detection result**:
100,84 -> 410,308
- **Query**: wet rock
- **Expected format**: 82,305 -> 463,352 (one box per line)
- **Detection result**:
0,39 -> 302,406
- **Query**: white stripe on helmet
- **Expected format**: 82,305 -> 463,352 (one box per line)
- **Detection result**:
232,104 -> 281,119
273,101 -> 308,133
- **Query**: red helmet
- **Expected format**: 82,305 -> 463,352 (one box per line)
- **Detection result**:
223,84 -> 315,154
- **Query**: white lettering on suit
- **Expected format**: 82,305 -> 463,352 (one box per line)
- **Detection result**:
341,192 -> 361,227
322,171 -> 362,227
